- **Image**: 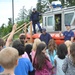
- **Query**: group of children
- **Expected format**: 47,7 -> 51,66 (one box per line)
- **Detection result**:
0,24 -> 75,75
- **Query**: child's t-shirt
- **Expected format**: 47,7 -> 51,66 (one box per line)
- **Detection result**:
62,56 -> 75,75
0,65 -> 4,73
46,49 -> 56,66
30,50 -> 36,62
34,58 -> 53,75
15,58 -> 33,75
54,55 -> 65,75
22,52 -> 30,60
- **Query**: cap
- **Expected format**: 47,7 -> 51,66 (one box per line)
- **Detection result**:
65,24 -> 70,26
42,28 -> 46,32
33,8 -> 36,11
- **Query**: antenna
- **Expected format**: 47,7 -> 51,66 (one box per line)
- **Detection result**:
64,0 -> 67,3
64,0 -> 67,7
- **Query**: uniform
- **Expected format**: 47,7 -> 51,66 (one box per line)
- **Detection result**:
63,24 -> 74,41
63,30 -> 74,41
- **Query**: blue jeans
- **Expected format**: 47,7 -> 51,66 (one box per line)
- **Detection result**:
33,22 -> 42,33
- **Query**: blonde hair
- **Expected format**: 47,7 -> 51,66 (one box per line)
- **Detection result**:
41,41 -> 46,45
32,38 -> 41,51
65,40 -> 72,55
0,47 -> 18,69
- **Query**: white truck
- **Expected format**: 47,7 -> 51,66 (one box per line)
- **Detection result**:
42,3 -> 75,32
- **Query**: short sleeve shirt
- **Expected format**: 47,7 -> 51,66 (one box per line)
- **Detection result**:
15,58 -> 33,75
0,65 -> 4,73
63,30 -> 74,41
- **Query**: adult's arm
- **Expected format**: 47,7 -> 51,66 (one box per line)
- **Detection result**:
71,37 -> 74,42
59,31 -> 64,37
5,24 -> 17,47
71,31 -> 74,42
48,33 -> 52,40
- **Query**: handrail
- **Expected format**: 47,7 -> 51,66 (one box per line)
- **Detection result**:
30,21 -> 33,42
2,23 -> 25,39
14,22 -> 30,35
2,22 -> 31,39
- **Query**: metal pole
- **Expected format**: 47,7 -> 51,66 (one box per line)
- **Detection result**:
30,21 -> 33,43
12,0 -> 14,25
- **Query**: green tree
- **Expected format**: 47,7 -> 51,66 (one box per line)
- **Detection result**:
0,7 -> 32,38
66,0 -> 75,6
0,22 -> 12,38
37,0 -> 49,13
16,6 -> 28,22
8,18 -> 12,25
37,0 -> 75,13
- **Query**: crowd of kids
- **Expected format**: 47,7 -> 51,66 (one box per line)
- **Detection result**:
0,23 -> 75,75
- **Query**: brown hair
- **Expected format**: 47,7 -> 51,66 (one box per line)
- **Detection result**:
19,34 -> 26,45
70,42 -> 75,65
48,39 -> 57,53
0,47 -> 18,69
33,43 -> 48,70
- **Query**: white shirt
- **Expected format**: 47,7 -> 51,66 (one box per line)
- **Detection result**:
54,55 -> 65,75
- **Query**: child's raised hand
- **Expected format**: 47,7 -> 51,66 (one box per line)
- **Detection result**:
12,24 -> 17,31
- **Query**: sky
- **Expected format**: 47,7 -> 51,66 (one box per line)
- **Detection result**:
0,0 -> 37,26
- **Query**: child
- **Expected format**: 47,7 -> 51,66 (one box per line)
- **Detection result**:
12,40 -> 33,75
54,44 -> 68,75
31,38 -> 41,62
24,44 -> 32,62
33,43 -> 53,75
46,39 -> 57,66
19,34 -> 26,46
0,24 -> 17,73
62,42 -> 75,75
0,47 -> 18,75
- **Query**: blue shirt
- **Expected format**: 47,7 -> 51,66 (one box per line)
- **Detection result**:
15,58 -> 33,75
46,49 -> 56,66
30,11 -> 40,23
63,30 -> 74,41
0,65 -> 4,73
40,33 -> 52,46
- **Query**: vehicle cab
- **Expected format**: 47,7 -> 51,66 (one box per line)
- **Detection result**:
42,1 -> 75,33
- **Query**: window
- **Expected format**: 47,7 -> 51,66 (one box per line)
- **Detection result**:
65,13 -> 74,25
45,17 -> 47,26
48,16 -> 53,26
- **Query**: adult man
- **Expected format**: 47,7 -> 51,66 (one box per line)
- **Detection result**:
59,24 -> 74,42
30,8 -> 42,33
40,28 -> 52,46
